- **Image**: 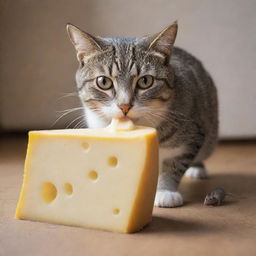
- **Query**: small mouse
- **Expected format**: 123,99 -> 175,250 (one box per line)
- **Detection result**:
204,187 -> 233,206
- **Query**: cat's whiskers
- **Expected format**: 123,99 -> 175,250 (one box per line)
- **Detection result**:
143,110 -> 191,139
150,111 -> 195,139
56,107 -> 84,114
138,110 -> 164,128
51,107 -> 84,128
74,119 -> 86,129
149,106 -> 192,122
56,91 -> 79,102
136,104 -> 189,123
66,114 -> 85,129
147,111 -> 180,129
150,105 -> 185,117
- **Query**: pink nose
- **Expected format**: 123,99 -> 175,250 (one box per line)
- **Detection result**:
119,104 -> 132,115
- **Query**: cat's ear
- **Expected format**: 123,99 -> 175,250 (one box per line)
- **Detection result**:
66,23 -> 103,62
147,21 -> 178,59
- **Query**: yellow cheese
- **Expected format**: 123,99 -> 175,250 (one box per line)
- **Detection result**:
15,118 -> 159,233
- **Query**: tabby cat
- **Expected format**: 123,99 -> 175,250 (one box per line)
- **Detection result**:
66,22 -> 218,207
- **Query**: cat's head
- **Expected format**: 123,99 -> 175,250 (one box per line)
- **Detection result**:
67,22 -> 177,128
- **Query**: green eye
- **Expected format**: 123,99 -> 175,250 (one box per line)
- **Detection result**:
137,75 -> 154,89
96,76 -> 113,90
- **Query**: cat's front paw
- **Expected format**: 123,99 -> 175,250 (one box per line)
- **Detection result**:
154,190 -> 183,208
185,166 -> 208,179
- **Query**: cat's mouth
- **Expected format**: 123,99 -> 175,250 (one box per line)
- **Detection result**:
118,116 -> 130,121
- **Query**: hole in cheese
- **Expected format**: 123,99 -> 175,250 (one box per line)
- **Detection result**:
63,183 -> 73,195
113,208 -> 120,215
108,156 -> 118,167
82,142 -> 90,151
88,170 -> 98,181
41,182 -> 57,203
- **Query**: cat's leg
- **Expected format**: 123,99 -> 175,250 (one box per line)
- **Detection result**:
155,137 -> 205,207
154,154 -> 196,208
185,162 -> 208,179
154,167 -> 183,208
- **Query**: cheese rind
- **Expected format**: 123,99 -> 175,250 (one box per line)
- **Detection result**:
15,123 -> 158,233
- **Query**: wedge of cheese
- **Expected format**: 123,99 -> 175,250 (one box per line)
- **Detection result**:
15,118 -> 159,233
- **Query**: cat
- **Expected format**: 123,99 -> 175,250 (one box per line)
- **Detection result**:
66,21 -> 218,208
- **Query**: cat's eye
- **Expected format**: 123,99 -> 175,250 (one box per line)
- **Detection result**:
96,76 -> 113,90
137,75 -> 154,89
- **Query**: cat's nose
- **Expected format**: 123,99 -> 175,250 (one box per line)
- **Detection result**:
118,104 -> 132,115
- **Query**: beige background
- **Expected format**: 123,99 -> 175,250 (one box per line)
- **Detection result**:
0,0 -> 256,138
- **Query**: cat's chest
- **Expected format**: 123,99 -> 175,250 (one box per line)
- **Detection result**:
159,146 -> 185,171
84,107 -> 109,128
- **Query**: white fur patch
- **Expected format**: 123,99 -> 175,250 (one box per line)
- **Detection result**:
101,103 -> 123,120
185,166 -> 208,179
154,190 -> 183,208
84,107 -> 108,128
